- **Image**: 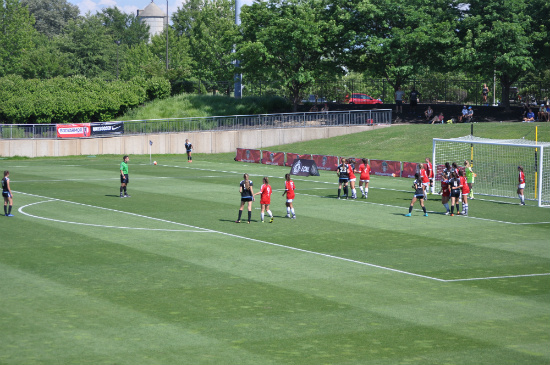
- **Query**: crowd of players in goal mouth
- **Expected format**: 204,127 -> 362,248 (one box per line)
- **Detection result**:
335,157 -> 526,218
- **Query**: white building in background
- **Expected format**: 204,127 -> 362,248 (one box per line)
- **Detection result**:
137,1 -> 167,41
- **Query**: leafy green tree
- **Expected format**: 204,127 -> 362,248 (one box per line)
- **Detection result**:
458,0 -> 543,109
20,34 -> 72,78
21,0 -> 79,37
172,0 -> 237,84
0,0 -> 38,76
237,0 -> 342,111
337,0 -> 459,92
58,15 -> 117,78
96,6 -> 149,48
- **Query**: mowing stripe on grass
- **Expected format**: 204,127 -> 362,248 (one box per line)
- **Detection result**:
14,191 -> 548,283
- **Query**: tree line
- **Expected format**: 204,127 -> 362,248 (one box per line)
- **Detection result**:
1,0 -> 549,112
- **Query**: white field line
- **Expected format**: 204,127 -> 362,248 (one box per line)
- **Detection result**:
15,191 -> 550,282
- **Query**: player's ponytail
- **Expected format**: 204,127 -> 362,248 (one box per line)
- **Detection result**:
263,177 -> 269,185
243,173 -> 250,189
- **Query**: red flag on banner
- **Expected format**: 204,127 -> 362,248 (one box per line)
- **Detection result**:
370,159 -> 401,177
235,148 -> 261,163
262,151 -> 285,166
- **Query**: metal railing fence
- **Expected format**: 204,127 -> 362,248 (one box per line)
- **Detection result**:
0,109 -> 391,139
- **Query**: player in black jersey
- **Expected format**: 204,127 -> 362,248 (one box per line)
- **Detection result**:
236,173 -> 254,223
405,173 -> 428,217
336,158 -> 350,199
185,139 -> 193,163
2,170 -> 14,217
448,171 -> 462,216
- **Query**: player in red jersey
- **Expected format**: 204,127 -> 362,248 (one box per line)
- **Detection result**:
517,166 -> 526,205
282,173 -> 296,219
438,172 -> 451,215
254,177 -> 274,223
459,170 -> 470,215
425,157 -> 434,192
419,163 -> 430,200
348,158 -> 357,199
357,158 -> 371,199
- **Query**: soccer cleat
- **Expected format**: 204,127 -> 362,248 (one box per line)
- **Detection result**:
235,220 -> 241,223
405,213 -> 411,217
6,214 -> 14,217
444,211 -> 450,215
424,213 -> 428,217
125,194 -> 131,198
120,194 -> 124,198
261,220 -> 264,223
457,212 -> 461,215
450,213 -> 454,216
521,202 -> 525,206
269,217 -> 274,223
247,221 -> 250,224
285,214 -> 290,218
291,215 -> 296,219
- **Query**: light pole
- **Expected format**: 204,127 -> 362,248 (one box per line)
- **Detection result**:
115,40 -> 121,79
166,0 -> 169,71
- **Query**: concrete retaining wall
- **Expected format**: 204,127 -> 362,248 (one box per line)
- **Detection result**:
0,124 -> 389,158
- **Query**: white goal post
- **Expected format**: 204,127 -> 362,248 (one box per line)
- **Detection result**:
432,135 -> 550,207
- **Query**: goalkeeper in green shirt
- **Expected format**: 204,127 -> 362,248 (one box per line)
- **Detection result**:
464,160 -> 475,199
120,155 -> 130,198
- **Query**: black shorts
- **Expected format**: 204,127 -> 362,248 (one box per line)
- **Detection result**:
241,196 -> 253,202
450,190 -> 460,198
2,191 -> 11,198
339,178 -> 349,184
121,174 -> 129,184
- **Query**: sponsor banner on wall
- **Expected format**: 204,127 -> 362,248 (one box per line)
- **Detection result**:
312,155 -> 339,171
285,153 -> 311,166
402,162 -> 420,178
370,159 -> 401,177
90,122 -> 124,136
290,159 -> 320,176
261,151 -> 285,166
56,123 -> 91,138
235,148 -> 261,163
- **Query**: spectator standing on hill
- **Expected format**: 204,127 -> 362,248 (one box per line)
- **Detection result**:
2,170 -> 14,217
395,87 -> 405,114
409,88 -> 420,114
482,84 -> 489,104
185,139 -> 193,162
236,173 -> 254,223
120,155 -> 130,198
517,166 -> 526,205
405,173 -> 428,217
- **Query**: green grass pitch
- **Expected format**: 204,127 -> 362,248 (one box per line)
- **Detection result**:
1,154 -> 549,364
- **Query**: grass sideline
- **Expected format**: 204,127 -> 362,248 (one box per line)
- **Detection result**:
1,150 -> 549,364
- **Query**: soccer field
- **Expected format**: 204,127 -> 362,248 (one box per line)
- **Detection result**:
1,155 -> 549,364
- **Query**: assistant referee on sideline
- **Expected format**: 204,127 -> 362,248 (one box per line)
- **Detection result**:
120,155 -> 130,198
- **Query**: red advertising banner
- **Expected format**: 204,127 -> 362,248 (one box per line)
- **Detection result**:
285,153 -> 311,166
56,123 -> 91,138
402,162 -> 420,178
235,148 -> 261,163
312,154 -> 339,171
370,159 -> 401,177
261,151 -> 285,166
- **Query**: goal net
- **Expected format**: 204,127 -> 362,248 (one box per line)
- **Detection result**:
433,136 -> 550,207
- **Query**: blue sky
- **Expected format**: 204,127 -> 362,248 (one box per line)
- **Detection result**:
67,0 -> 254,19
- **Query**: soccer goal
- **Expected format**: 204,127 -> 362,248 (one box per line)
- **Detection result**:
432,135 -> 550,207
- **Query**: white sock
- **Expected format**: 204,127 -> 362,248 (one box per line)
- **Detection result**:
365,188 -> 369,196
291,208 -> 295,216
360,186 -> 364,195
267,210 -> 273,218
261,212 -> 264,221
287,207 -> 290,215
352,188 -> 356,198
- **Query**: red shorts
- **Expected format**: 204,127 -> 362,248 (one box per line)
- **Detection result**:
260,197 -> 271,205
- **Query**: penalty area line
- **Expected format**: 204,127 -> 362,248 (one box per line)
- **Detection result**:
444,272 -> 550,282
